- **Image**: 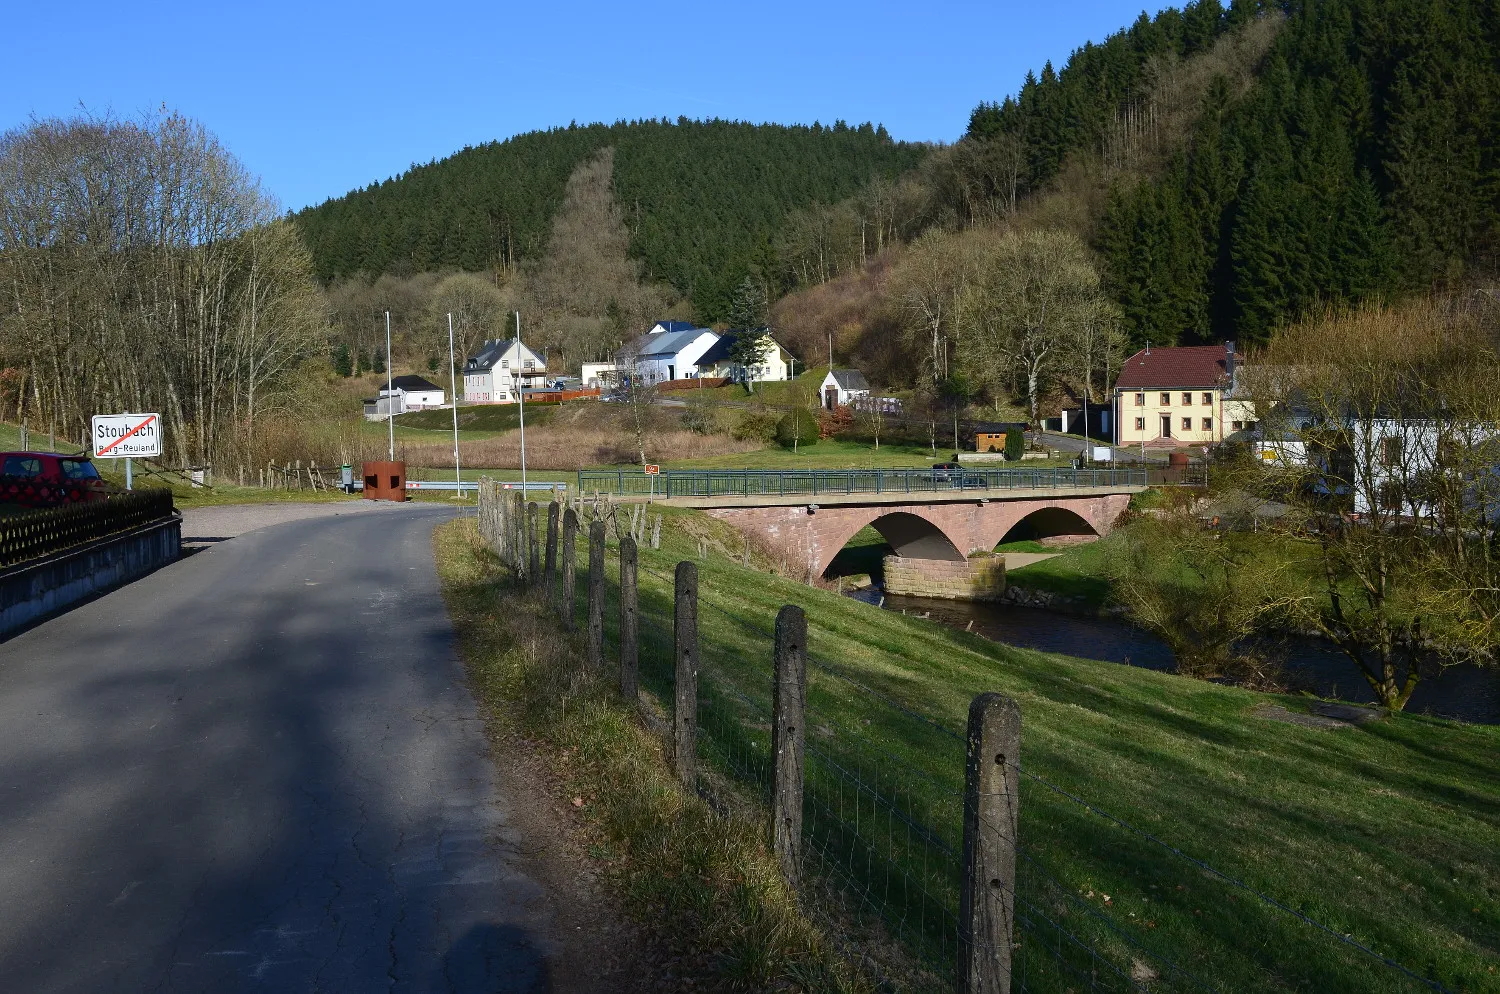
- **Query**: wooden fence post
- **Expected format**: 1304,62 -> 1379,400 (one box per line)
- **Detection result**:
561,508 -> 578,630
772,604 -> 807,889
587,520 -> 605,668
528,501 -> 540,584
958,693 -> 1021,994
619,535 -> 638,701
673,561 -> 699,787
544,501 -> 560,592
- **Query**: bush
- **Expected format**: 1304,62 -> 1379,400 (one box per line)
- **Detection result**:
681,404 -> 717,435
776,408 -> 820,449
1004,429 -> 1024,461
817,405 -> 855,439
730,409 -> 780,442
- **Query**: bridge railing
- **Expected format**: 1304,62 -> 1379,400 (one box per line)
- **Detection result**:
576,466 -> 1161,498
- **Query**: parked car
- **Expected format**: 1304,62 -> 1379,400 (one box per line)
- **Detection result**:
926,462 -> 988,489
0,452 -> 110,508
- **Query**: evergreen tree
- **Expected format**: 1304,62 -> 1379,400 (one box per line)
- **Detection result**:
332,343 -> 353,378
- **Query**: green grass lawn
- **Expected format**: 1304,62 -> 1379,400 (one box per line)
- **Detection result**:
525,503 -> 1496,992
1004,520 -> 1327,610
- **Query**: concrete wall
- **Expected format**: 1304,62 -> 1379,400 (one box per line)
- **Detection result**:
883,555 -> 1006,601
0,515 -> 181,639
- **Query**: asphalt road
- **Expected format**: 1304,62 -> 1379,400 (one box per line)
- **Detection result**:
0,504 -> 565,992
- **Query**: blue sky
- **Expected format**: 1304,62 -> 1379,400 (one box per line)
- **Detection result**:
6,1 -> 1155,211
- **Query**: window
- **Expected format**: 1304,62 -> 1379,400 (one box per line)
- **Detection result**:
1181,417 -> 1192,431
1134,392 -> 1145,406
1,456 -> 40,477
1380,436 -> 1403,466
1160,392 -> 1171,405
501,359 -> 510,369
1183,392 -> 1193,405
1202,392 -> 1213,406
1232,420 -> 1245,431
1378,482 -> 1404,512
1135,417 -> 1145,431
524,359 -> 535,369
60,459 -> 100,480
1202,417 -> 1213,431
1249,421 -> 1261,432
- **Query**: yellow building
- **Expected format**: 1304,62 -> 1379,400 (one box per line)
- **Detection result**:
1112,342 -> 1243,448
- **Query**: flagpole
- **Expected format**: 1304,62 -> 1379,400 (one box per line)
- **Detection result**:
385,310 -> 394,461
448,312 -> 461,493
516,310 -> 527,492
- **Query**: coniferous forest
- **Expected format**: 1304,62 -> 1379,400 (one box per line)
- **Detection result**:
293,0 -> 1499,366
295,119 -> 925,320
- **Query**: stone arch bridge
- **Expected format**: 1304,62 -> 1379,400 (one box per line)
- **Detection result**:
698,491 -> 1133,578
579,467 -> 1146,581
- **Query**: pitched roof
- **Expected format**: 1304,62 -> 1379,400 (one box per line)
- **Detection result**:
696,328 -> 778,366
622,328 -> 715,359
465,339 -> 543,372
1114,345 -> 1239,390
827,369 -> 870,391
389,374 -> 443,392
649,320 -> 697,334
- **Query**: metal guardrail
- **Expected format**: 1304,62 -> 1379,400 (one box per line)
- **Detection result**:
574,466 -> 1187,499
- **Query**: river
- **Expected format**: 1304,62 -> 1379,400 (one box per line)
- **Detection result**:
847,590 -> 1500,724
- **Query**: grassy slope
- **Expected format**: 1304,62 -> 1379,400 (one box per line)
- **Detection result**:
544,503 -> 1497,992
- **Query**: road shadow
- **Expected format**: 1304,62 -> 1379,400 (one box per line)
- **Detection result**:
444,923 -> 552,993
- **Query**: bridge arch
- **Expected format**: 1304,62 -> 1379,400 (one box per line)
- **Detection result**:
818,509 -> 967,579
994,506 -> 1099,545
975,498 -> 1113,552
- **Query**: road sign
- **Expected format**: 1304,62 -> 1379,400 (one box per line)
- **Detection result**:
92,413 -> 162,459
643,464 -> 660,475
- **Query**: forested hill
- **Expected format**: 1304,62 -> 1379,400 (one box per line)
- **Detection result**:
970,0 -> 1500,348
295,119 -> 926,318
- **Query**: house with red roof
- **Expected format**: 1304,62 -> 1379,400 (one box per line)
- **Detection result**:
1112,342 -> 1246,448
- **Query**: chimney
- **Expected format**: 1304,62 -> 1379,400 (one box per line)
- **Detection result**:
1225,340 -> 1236,382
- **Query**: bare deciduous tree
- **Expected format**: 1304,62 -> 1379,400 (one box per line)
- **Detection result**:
961,229 -> 1110,425
1253,300 -> 1500,710
0,110 -> 322,466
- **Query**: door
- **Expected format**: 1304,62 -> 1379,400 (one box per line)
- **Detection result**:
824,387 -> 838,410
1160,415 -> 1172,439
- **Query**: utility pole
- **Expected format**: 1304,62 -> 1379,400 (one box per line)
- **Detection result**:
516,310 -> 527,492
448,312 -> 461,490
385,310 -> 394,461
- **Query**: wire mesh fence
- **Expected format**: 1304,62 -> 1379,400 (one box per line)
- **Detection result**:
477,484 -> 1463,994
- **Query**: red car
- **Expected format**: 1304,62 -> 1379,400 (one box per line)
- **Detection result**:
0,452 -> 110,508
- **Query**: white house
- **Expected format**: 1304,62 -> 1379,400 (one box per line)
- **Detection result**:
580,361 -> 620,390
820,369 -> 870,410
463,339 -> 547,403
696,329 -> 794,384
618,325 -> 719,385
383,374 -> 445,410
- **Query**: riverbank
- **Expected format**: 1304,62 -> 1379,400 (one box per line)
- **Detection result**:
470,501 -> 1497,991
